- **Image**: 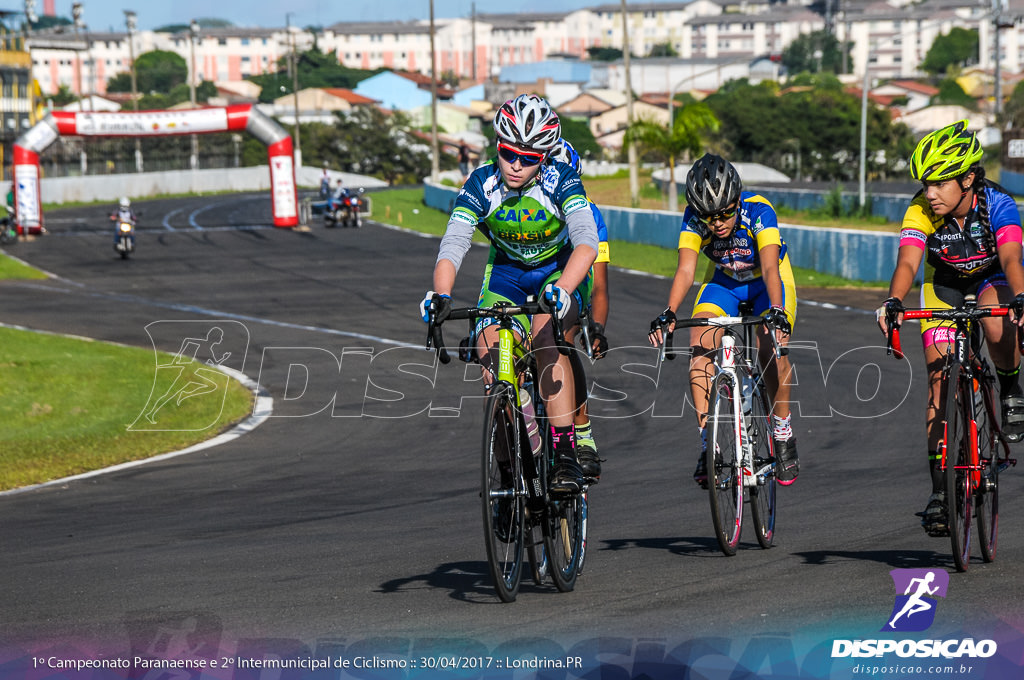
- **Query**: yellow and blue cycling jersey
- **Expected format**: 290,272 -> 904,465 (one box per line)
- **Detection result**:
592,201 -> 610,264
678,191 -> 796,326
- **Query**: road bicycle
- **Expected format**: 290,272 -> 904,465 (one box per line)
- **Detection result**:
887,295 -> 1017,571
657,303 -> 786,556
426,298 -> 587,602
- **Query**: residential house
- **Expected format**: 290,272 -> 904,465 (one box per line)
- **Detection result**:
590,99 -> 669,150
272,88 -> 379,125
557,89 -> 627,120
353,71 -> 453,111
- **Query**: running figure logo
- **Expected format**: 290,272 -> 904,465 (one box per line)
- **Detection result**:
882,568 -> 949,632
130,320 -> 249,431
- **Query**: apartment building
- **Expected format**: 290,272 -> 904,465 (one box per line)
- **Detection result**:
28,26 -> 311,96
22,0 -> 1024,99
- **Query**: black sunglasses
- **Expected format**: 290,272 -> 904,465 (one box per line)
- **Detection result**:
699,206 -> 737,225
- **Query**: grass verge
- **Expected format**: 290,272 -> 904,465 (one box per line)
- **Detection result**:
0,326 -> 254,491
0,252 -> 48,280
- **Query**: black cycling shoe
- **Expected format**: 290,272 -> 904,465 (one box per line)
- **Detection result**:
774,438 -> 800,485
693,452 -> 708,489
577,444 -> 602,481
916,492 -> 949,537
1001,396 -> 1024,443
550,456 -> 585,496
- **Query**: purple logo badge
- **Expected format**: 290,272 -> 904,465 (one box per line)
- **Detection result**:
882,568 -> 949,632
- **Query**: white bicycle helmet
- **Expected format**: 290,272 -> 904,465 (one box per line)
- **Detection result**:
119,197 -> 130,208
493,94 -> 561,152
548,138 -> 582,175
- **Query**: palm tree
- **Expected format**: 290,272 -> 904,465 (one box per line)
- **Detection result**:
625,101 -> 719,212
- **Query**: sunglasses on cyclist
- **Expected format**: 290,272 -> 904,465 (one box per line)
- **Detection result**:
497,143 -> 546,167
699,206 -> 737,225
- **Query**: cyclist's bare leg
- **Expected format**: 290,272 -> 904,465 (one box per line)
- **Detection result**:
756,324 -> 793,419
688,315 -> 722,429
924,342 -> 948,453
978,283 -> 1021,374
533,306 -> 579,427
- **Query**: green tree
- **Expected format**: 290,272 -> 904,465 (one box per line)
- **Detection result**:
310,107 -> 435,184
624,102 -> 720,211
647,42 -> 678,58
49,84 -> 78,107
247,48 -> 381,102
781,30 -> 850,75
559,117 -> 601,159
932,78 -> 978,110
1001,79 -> 1024,128
703,77 -> 915,182
921,27 -> 978,75
587,46 -> 623,61
107,50 -> 187,95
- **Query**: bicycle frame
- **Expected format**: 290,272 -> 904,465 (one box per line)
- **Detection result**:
887,297 -> 1017,569
890,303 -> 1013,485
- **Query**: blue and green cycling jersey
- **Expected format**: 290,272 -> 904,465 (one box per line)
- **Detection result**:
442,159 -> 597,268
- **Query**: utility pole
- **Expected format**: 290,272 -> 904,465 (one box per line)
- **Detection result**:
620,0 -> 638,206
189,18 -> 200,171
429,0 -> 440,182
124,9 -> 142,172
287,13 -> 301,167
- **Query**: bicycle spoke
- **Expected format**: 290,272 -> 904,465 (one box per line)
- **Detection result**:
748,382 -> 776,549
708,375 -> 742,556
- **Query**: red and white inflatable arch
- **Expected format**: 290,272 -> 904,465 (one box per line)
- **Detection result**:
13,103 -> 298,232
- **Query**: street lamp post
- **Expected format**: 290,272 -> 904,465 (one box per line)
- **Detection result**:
190,19 -> 199,171
124,9 -> 142,172
286,13 -> 301,167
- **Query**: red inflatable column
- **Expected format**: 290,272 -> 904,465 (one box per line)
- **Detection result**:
11,145 -> 43,235
267,137 -> 298,228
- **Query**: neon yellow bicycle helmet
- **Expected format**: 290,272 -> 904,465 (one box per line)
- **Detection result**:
909,120 -> 983,181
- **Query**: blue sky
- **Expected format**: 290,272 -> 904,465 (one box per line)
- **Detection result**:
55,0 -> 670,32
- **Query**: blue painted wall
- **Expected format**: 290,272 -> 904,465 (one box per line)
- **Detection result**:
424,183 -> 905,283
354,72 -> 434,111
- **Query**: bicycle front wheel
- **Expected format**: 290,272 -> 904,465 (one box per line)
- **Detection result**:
748,382 -> 777,549
943,362 -> 972,572
974,370 -> 999,563
481,385 -> 526,602
708,374 -> 742,556
544,488 -> 584,592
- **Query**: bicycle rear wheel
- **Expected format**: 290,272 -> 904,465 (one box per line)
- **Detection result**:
943,362 -> 972,572
974,370 -> 999,563
481,385 -> 526,601
708,374 -> 742,556
544,487 -> 584,592
748,382 -> 777,549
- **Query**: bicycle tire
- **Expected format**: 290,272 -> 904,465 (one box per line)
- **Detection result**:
577,490 -> 589,575
974,367 -> 999,563
544,487 -> 584,592
481,385 -> 526,601
748,382 -> 777,549
708,373 -> 742,556
943,360 -> 972,572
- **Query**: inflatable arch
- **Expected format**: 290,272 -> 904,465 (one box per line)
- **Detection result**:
12,104 -> 298,232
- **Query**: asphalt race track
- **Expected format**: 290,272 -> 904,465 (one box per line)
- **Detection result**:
1,192 -> 1022,676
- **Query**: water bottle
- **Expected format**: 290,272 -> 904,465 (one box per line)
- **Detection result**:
520,386 -> 543,457
741,379 -> 753,416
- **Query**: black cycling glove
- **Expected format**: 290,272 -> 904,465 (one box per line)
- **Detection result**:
650,308 -> 676,334
590,322 -> 608,359
1013,292 -> 1024,318
764,306 -> 791,334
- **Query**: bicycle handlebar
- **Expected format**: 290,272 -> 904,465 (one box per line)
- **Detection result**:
886,303 -> 1013,361
657,315 -> 789,363
426,300 -> 571,364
